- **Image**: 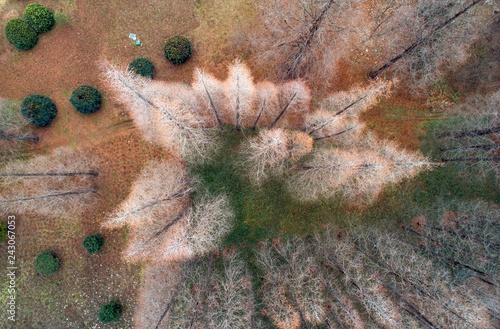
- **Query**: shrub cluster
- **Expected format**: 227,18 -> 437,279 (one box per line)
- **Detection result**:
24,3 -> 55,33
98,300 -> 122,323
21,94 -> 57,127
5,18 -> 39,50
5,3 -> 55,50
83,233 -> 104,254
70,86 -> 102,114
35,251 -> 60,275
164,35 -> 192,65
0,222 -> 7,244
128,58 -> 155,78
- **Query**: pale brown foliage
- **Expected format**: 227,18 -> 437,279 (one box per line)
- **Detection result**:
0,147 -> 98,217
103,61 -> 313,160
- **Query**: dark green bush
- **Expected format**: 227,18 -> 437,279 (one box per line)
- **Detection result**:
128,58 -> 154,78
70,85 -> 102,114
164,35 -> 192,65
21,95 -> 57,127
35,251 -> 60,275
24,3 -> 55,33
83,233 -> 104,254
5,18 -> 38,50
98,300 -> 122,323
0,222 -> 7,244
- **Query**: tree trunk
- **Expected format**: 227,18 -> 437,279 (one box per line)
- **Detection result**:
0,187 -> 97,203
0,171 -> 98,177
270,91 -> 298,128
369,0 -> 482,79
438,126 -> 500,139
0,132 -> 39,143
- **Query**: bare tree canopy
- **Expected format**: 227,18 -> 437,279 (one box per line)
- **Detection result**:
239,128 -> 313,184
365,0 -> 496,89
0,147 -> 99,216
287,134 -> 438,203
253,0 -> 355,81
430,91 -> 500,180
102,61 -> 312,160
105,160 -> 191,228
106,160 -> 233,263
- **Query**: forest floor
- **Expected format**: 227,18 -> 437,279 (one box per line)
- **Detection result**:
0,0 -> 498,328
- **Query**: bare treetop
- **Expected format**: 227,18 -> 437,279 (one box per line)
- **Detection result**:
0,147 -> 99,217
105,160 -> 191,228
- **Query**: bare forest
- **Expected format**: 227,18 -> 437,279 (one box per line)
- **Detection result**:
0,0 -> 499,328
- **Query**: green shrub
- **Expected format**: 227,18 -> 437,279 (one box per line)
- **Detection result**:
54,10 -> 71,26
21,94 -> 57,127
70,85 -> 102,114
164,35 -> 192,65
35,251 -> 60,275
0,222 -> 7,244
98,300 -> 122,323
5,18 -> 38,50
128,58 -> 155,78
83,233 -> 104,254
24,3 -> 55,33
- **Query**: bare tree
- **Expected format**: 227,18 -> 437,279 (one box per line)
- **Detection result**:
287,137 -> 437,203
239,129 -> 313,184
430,92 -> 500,181
0,99 -> 38,162
112,176 -> 233,263
0,147 -> 98,216
258,238 -> 327,327
366,0 -> 496,90
224,61 -> 256,130
304,80 -> 392,145
134,264 -> 184,329
251,82 -> 280,129
162,251 -> 255,329
205,250 -> 255,329
105,160 -> 191,228
102,63 -> 216,160
253,0 -> 356,82
271,80 -> 311,129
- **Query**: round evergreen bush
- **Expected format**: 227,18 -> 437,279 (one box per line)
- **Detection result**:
21,94 -> 57,127
23,3 -> 55,33
70,85 -> 102,114
164,35 -> 192,65
5,18 -> 38,50
128,58 -> 154,78
0,222 -> 7,244
83,233 -> 104,254
35,251 -> 60,275
98,300 -> 122,323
